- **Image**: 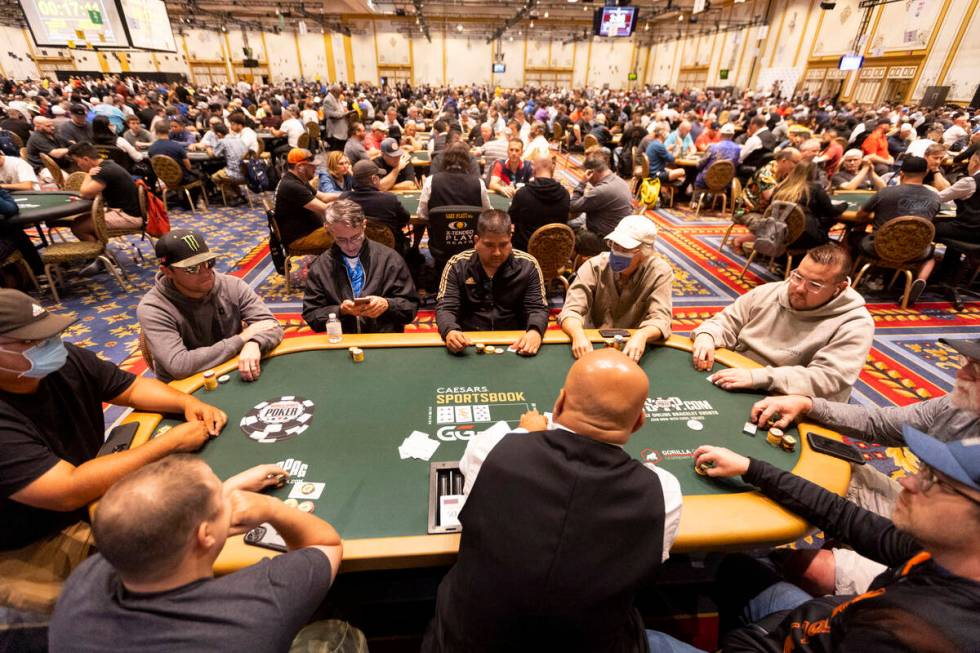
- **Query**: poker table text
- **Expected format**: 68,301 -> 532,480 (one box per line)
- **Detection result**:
122,332 -> 850,574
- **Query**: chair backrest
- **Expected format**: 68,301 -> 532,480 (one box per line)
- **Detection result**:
39,152 -> 65,188
763,200 -> 807,244
704,159 -> 736,192
427,205 -> 484,261
635,152 -> 650,179
551,122 -> 564,143
63,171 -> 87,192
255,136 -> 265,155
306,122 -> 320,140
527,223 -> 576,283
297,132 -> 310,150
138,328 -> 155,373
583,133 -> 599,151
137,183 -> 149,226
150,155 -> 185,187
730,177 -> 744,214
873,216 -> 936,263
5,131 -> 23,149
90,195 -> 109,245
364,219 -> 396,249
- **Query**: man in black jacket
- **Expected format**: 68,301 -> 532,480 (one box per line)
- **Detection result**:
641,423 -> 980,652
422,348 -> 682,652
302,199 -> 418,334
341,159 -> 412,256
508,155 -> 570,251
435,210 -> 548,356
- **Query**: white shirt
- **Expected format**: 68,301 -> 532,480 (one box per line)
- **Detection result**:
943,124 -> 968,149
905,138 -> 936,158
237,127 -> 259,154
739,129 -> 769,164
300,109 -> 319,126
280,118 -> 307,148
523,135 -> 551,162
0,155 -> 40,190
459,420 -> 683,563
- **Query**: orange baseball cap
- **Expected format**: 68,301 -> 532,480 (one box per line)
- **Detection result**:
287,148 -> 314,165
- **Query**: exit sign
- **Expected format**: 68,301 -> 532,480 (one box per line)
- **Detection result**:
719,69 -> 729,80
88,9 -> 103,25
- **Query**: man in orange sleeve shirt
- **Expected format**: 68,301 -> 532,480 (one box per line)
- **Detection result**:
861,118 -> 894,174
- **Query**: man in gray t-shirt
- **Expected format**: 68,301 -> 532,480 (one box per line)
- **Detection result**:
49,455 -> 353,653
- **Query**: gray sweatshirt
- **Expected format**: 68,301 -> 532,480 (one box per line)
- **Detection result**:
809,395 -> 979,445
692,280 -> 875,401
137,271 -> 284,382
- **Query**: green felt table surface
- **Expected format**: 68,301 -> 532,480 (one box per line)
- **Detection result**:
10,191 -> 92,226
395,191 -> 511,216
150,343 -> 800,542
832,190 -> 874,212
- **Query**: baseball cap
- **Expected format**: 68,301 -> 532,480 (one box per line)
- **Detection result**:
904,425 -> 980,492
0,289 -> 76,340
719,123 -> 736,135
901,156 -> 928,174
606,215 -> 658,250
940,337 -> 980,362
286,148 -> 314,165
352,159 -> 381,183
370,121 -> 387,132
380,138 -> 403,158
843,148 -> 863,160
154,229 -> 217,268
68,103 -> 87,116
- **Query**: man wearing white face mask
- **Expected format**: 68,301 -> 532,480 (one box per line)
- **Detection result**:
559,215 -> 674,363
0,290 -> 228,616
691,244 -> 874,402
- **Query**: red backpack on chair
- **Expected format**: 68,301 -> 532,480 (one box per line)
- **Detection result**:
136,179 -> 170,237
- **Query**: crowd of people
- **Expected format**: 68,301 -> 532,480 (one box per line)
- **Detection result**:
0,73 -> 978,652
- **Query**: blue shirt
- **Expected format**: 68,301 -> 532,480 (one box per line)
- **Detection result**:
318,172 -> 354,193
147,139 -> 191,180
645,140 -> 674,176
694,139 -> 742,188
214,137 -> 249,180
664,130 -> 694,155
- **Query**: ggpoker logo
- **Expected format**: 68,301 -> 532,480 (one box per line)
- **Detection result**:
436,424 -> 478,441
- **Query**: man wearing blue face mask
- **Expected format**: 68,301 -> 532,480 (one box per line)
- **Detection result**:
0,290 -> 228,617
560,215 -> 674,363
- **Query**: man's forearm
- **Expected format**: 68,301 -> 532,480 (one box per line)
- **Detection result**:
560,316 -> 587,340
266,499 -> 342,550
114,375 -> 196,414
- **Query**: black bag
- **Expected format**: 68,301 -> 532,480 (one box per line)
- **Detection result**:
0,130 -> 19,156
245,158 -> 273,193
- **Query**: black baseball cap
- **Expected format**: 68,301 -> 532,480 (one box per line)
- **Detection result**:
0,289 -> 76,340
900,156 -> 928,174
68,103 -> 87,116
940,337 -> 980,362
380,137 -> 403,158
154,229 -> 217,268
352,159 -> 381,183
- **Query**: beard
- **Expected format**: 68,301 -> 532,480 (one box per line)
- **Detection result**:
950,378 -> 980,413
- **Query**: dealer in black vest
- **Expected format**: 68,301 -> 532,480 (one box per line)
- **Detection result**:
422,348 -> 682,652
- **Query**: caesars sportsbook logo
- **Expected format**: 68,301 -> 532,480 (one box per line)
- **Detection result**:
431,386 -> 531,441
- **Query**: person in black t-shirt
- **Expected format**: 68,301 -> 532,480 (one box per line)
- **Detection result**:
341,160 -> 411,255
375,138 -> 417,191
49,455 -> 356,653
0,290 -> 228,615
68,142 -> 142,242
272,148 -> 334,251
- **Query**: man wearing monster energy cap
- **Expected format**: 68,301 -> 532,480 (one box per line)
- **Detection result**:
137,229 -> 283,384
0,289 -> 228,615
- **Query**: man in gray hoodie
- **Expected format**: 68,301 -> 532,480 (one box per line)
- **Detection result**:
137,230 -> 283,383
691,243 -> 874,402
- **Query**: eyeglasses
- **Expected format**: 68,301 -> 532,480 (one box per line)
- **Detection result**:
788,270 -> 833,294
174,259 -> 216,275
914,465 -> 980,508
334,232 -> 365,248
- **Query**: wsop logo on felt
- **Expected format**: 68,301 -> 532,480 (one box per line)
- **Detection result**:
240,396 -> 315,443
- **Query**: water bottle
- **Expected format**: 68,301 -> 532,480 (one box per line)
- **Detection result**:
326,313 -> 343,343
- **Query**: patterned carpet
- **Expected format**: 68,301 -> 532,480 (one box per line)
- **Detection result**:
38,153 -> 979,486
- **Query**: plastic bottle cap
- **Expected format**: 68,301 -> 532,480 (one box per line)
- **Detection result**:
328,313 -> 337,319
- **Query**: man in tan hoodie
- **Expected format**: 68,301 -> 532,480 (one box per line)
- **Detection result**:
691,244 -> 874,402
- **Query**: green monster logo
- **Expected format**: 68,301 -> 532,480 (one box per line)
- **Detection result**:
181,234 -> 201,251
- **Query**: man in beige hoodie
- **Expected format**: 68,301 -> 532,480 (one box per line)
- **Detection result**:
691,244 -> 874,402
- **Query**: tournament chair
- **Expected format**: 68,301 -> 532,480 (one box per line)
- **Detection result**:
0,251 -> 40,293
63,171 -> 87,192
364,219 -> 396,250
104,183 -> 152,267
851,216 -> 935,309
150,155 -> 208,215
297,132 -> 311,151
528,223 -> 576,295
583,134 -> 599,152
427,205 -> 484,276
39,152 -> 66,190
551,122 -> 565,155
693,160 -> 736,218
266,202 -> 331,294
737,201 -> 806,282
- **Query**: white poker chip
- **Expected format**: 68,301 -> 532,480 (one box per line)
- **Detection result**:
218,374 -> 230,383
240,396 -> 315,443
686,419 -> 704,431
298,500 -> 315,513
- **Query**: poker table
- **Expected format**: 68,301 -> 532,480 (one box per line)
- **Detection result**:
394,190 -> 512,223
121,332 -> 850,575
410,150 -> 431,168
832,190 -> 874,222
9,191 -> 93,227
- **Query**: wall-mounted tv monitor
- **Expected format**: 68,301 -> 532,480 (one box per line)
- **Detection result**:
492,63 -> 506,73
119,0 -> 177,52
593,6 -> 638,37
838,54 -> 864,71
20,0 -> 128,48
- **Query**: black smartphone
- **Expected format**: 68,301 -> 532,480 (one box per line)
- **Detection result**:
353,297 -> 371,305
244,523 -> 288,552
599,329 -> 631,338
806,432 -> 865,465
97,422 -> 139,457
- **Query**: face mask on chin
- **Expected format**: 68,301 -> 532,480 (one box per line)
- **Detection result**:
0,337 -> 69,379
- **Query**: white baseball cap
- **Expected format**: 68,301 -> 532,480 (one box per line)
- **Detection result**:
606,215 -> 658,250
719,123 -> 736,135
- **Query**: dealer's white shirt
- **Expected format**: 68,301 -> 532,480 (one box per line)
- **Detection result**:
459,419 -> 682,562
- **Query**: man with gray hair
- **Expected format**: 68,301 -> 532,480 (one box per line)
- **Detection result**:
569,150 -> 634,256
303,199 -> 418,334
436,210 -> 548,356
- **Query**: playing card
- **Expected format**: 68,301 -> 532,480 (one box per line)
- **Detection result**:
473,404 -> 492,422
454,405 -> 473,422
436,406 -> 455,424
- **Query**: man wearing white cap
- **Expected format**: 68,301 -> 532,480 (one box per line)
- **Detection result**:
693,123 -> 741,194
560,215 -> 673,362
831,148 -> 883,191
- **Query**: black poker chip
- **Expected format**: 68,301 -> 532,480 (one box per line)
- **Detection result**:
239,396 -> 315,443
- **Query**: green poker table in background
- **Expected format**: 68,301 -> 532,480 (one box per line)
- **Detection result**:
123,332 -> 850,574
395,190 -> 511,222
832,190 -> 875,222
10,191 -> 93,227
